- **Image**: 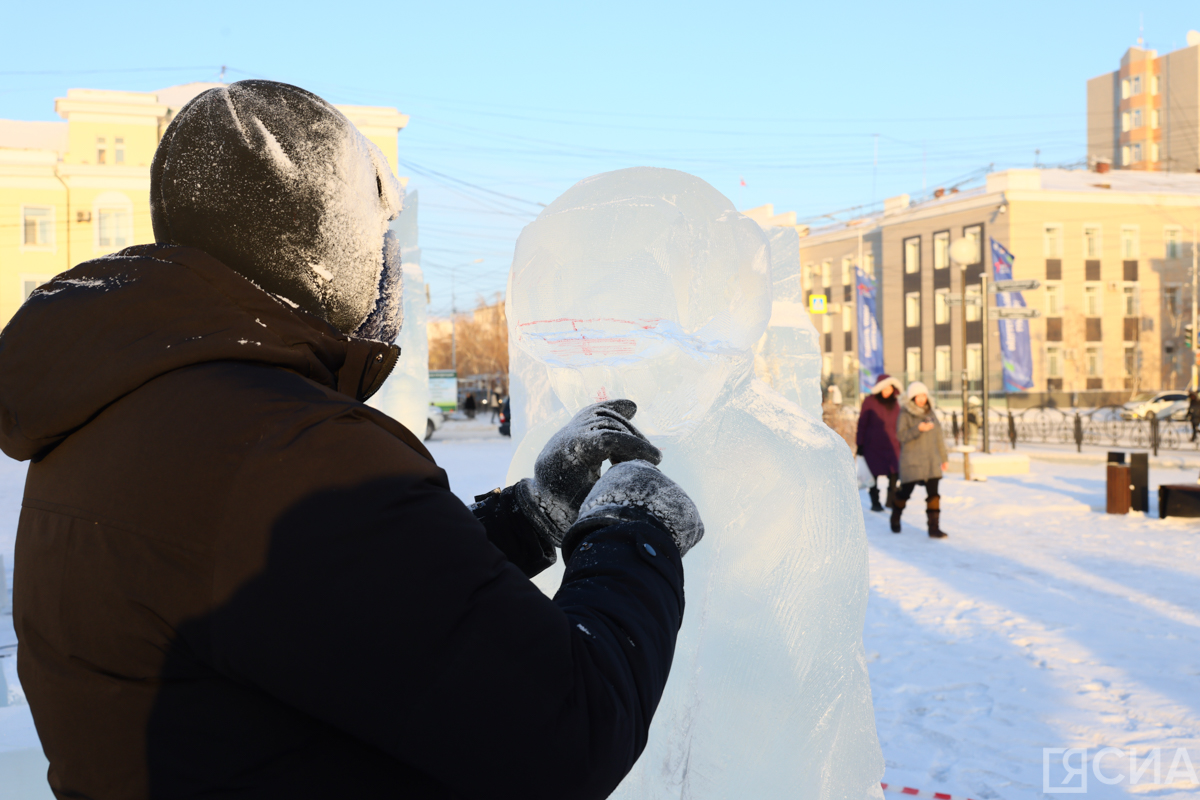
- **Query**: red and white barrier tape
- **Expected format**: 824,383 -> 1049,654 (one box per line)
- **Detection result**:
881,782 -> 978,800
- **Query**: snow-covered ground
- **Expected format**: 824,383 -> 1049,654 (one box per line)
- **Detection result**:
1,419 -> 1197,798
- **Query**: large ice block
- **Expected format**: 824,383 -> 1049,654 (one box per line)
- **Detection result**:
505,168 -> 883,798
368,191 -> 430,438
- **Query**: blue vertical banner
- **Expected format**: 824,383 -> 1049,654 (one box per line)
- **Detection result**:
855,267 -> 884,394
990,238 -> 1035,392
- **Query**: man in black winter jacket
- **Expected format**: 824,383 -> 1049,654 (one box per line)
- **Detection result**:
0,81 -> 703,800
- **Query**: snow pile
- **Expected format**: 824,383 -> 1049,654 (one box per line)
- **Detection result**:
505,167 -> 884,798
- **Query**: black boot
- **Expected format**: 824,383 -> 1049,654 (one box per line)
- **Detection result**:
890,498 -> 905,533
885,479 -> 896,509
868,487 -> 884,512
926,497 -> 947,538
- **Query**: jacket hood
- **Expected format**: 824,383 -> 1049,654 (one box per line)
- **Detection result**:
0,244 -> 398,462
902,397 -> 935,417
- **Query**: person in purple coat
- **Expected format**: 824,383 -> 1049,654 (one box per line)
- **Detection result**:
856,374 -> 904,512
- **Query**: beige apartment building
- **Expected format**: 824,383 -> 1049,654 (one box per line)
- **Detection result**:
0,83 -> 408,328
797,168 -> 1200,398
1087,32 -> 1200,172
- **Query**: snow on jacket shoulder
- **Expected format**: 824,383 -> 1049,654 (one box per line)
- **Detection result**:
896,398 -> 948,483
0,245 -> 684,800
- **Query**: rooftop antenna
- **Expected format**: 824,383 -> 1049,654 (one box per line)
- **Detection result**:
219,65 -> 227,83
1138,13 -> 1144,47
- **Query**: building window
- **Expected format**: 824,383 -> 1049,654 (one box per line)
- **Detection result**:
1166,226 -> 1182,259
1151,143 -> 1160,162
905,292 -> 920,327
1124,345 -> 1137,377
822,353 -> 832,377
1121,113 -> 1131,133
1122,145 -> 1131,165
1151,109 -> 1160,128
1045,283 -> 1062,316
965,285 -> 982,322
1084,284 -> 1101,316
96,136 -> 107,165
1043,224 -> 1063,258
802,263 -> 814,292
1046,346 -> 1062,379
935,346 -> 951,385
842,306 -> 852,333
842,353 -> 856,376
115,137 -> 125,164
1132,75 -> 1142,95
1121,79 -> 1130,99
1132,143 -> 1143,163
22,206 -> 55,247
1123,285 -> 1139,317
97,208 -> 131,249
841,256 -> 853,287
863,248 -> 875,279
1121,226 -> 1139,259
1152,74 -> 1160,94
821,313 -> 832,334
1083,225 -> 1102,258
821,259 -> 832,288
904,237 -> 920,274
934,289 -> 950,324
1086,346 -> 1102,377
1166,286 -> 1180,317
905,347 -> 921,382
962,225 -> 982,265
966,344 -> 982,381
1132,109 -> 1142,129
933,231 -> 949,270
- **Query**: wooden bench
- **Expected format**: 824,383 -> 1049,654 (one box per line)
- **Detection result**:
1158,484 -> 1200,519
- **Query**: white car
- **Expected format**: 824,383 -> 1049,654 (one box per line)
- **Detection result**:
1121,391 -> 1190,421
426,405 -> 446,440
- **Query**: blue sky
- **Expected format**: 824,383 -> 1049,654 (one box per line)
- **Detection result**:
3,1 -> 1197,314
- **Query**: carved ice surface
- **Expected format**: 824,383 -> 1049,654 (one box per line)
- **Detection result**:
368,191 -> 429,437
505,168 -> 883,798
753,226 -> 823,418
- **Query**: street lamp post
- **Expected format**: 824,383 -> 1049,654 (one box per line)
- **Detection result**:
949,237 -> 978,445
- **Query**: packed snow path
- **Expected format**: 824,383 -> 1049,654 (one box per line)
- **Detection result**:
1,420 -> 1197,799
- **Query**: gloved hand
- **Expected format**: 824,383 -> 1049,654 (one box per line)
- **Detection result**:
515,399 -> 661,546
566,460 -> 704,558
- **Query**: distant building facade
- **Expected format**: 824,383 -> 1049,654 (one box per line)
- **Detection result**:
0,83 -> 408,327
797,168 -> 1200,396
1087,33 -> 1200,173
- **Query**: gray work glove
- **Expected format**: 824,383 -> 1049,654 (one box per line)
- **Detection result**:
568,460 -> 704,558
515,399 -> 661,546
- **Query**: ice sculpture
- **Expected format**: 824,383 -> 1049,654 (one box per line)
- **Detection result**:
505,168 -> 883,798
368,190 -> 430,436
752,226 -> 823,418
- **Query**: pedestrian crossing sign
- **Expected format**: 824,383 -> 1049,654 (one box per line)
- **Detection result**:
808,294 -> 828,314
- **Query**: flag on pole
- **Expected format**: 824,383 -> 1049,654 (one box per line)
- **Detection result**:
739,176 -> 746,187
990,238 -> 1035,392
856,267 -> 884,394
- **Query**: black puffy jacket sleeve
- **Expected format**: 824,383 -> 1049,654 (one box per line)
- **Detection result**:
469,485 -> 557,577
206,411 -> 685,800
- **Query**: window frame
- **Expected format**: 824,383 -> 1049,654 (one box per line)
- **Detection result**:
1165,226 -> 1183,260
1046,346 -> 1062,379
1120,225 -> 1140,259
821,259 -> 832,288
933,230 -> 950,270
1122,284 -> 1139,317
19,272 -> 54,304
1083,224 -> 1102,259
93,191 -> 135,254
1045,281 -> 1062,316
115,136 -> 125,164
20,204 -> 56,250
934,288 -> 950,325
966,343 -> 982,381
934,345 -> 951,383
1085,345 -> 1102,377
904,291 -> 921,328
1043,223 -> 1063,258
962,224 -> 984,266
903,236 -> 921,275
905,347 -> 922,381
965,284 -> 982,322
1084,283 -> 1102,317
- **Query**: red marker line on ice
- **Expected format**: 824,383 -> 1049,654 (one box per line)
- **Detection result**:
881,782 -> 978,800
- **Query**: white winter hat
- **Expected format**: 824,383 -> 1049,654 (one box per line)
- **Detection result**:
907,381 -> 931,399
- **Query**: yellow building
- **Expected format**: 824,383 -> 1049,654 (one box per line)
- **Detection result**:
0,83 -> 408,327
797,168 -> 1200,399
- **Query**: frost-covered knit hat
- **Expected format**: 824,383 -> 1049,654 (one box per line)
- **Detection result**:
150,80 -> 404,339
